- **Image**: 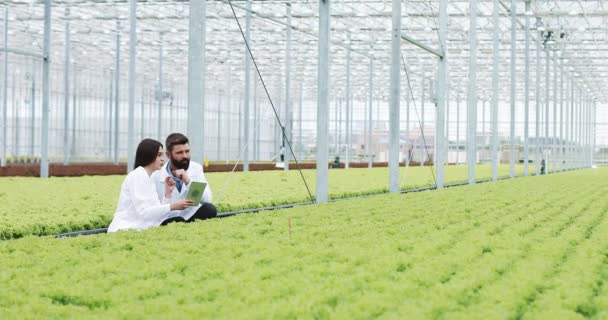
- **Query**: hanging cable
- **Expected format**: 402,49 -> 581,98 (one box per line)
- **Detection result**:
227,0 -> 314,203
424,0 -> 444,55
401,51 -> 438,187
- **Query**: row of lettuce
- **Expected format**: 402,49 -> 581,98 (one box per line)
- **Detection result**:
0,169 -> 606,318
1,164 -> 527,240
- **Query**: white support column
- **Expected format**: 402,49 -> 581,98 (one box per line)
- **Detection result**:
139,85 -> 145,140
509,0 -> 516,178
316,0 -> 330,203
389,0 -> 401,192
40,0 -> 51,177
446,83 -> 450,165
113,20 -> 120,165
420,75 -> 425,167
243,0 -> 252,171
284,3 -> 292,171
298,81 -> 303,161
491,0 -> 499,180
591,99 -> 596,167
523,0 -> 530,176
569,77 -> 574,170
345,33 -> 351,169
63,9 -> 70,165
552,54 -> 557,173
587,96 -> 591,167
456,91 -> 460,164
534,17 -> 541,175
435,0 -> 447,188
253,79 -> 259,160
107,71 -> 113,160
583,96 -> 588,167
29,64 -> 36,159
127,0 -> 136,172
406,80 -> 410,162
187,0 -> 206,164
157,33 -> 163,142
1,8 -> 7,167
545,49 -> 550,172
368,56 -> 373,168
559,57 -> 564,172
578,87 -> 582,168
225,59 -> 231,162
467,0 -> 478,184
70,69 -> 77,160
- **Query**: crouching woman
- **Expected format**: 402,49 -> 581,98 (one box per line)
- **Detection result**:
108,139 -> 192,232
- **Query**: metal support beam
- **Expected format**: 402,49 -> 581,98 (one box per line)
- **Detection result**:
569,77 -> 574,170
316,0 -> 330,203
298,81 -> 303,161
368,57 -> 373,168
591,100 -> 596,167
467,0 -> 478,184
127,0 -> 136,172
559,57 -> 564,172
187,0 -> 206,164
70,70 -> 76,160
545,49 -> 550,172
29,64 -> 35,159
406,80 -> 410,163
284,3 -> 292,171
113,20 -> 120,165
157,33 -> 163,142
456,92 -> 460,164
491,0 -> 499,181
435,0 -> 447,188
345,32 -> 351,169
534,17 -> 541,175
389,0 -> 401,192
40,0 -> 51,177
577,87 -> 584,168
523,0 -> 530,176
400,33 -> 443,59
243,0 -> 252,171
420,75 -> 425,167
140,86 -> 145,140
2,8 -> 8,167
509,0 -> 516,178
552,54 -> 557,173
0,47 -> 43,59
108,72 -> 113,160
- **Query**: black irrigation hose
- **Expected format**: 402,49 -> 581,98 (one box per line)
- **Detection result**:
226,0 -> 315,204
55,170 -> 564,238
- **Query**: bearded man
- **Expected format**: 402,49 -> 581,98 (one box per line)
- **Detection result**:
151,132 -> 217,225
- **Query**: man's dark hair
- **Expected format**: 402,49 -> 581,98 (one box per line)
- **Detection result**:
166,133 -> 189,152
134,139 -> 163,169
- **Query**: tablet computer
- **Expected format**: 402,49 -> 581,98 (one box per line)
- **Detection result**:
186,181 -> 207,204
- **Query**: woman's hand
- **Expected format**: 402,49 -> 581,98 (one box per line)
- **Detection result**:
164,176 -> 176,198
170,199 -> 194,210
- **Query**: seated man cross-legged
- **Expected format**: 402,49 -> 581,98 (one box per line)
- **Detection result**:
151,133 -> 217,225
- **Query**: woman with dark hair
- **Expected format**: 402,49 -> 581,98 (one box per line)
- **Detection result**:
108,139 -> 193,232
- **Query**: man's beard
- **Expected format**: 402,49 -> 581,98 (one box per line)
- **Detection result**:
171,157 -> 190,171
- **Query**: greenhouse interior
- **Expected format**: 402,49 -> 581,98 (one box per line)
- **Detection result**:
2,0 -> 608,318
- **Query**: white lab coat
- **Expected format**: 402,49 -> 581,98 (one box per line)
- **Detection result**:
150,161 -> 213,221
108,166 -> 172,232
